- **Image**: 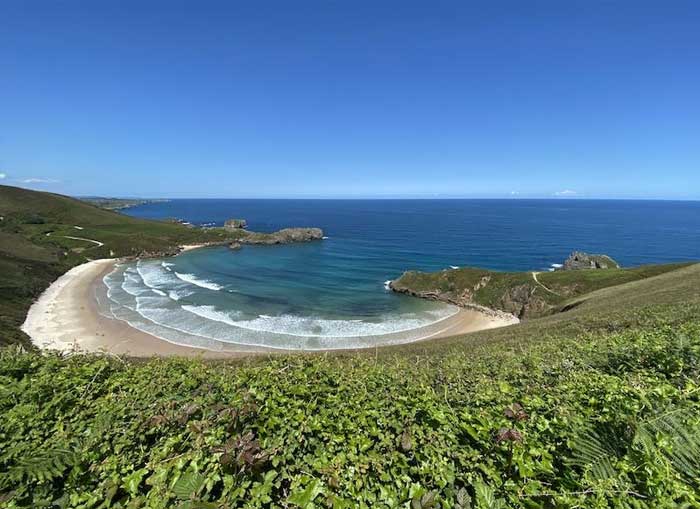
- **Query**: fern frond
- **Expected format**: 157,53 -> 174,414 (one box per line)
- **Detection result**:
3,447 -> 78,484
567,429 -> 622,481
635,409 -> 700,480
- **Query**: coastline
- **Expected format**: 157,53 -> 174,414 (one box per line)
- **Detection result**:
21,257 -> 518,357
21,258 -> 253,358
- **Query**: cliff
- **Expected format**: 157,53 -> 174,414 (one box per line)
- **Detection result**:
390,262 -> 686,320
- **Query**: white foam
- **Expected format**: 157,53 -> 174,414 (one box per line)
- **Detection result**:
179,304 -> 459,338
122,272 -> 149,296
182,304 -> 244,325
450,265 -> 459,269
101,256 -> 464,350
174,271 -> 223,291
384,280 -> 392,290
168,289 -> 193,301
551,263 -> 563,268
322,236 -> 329,239
137,262 -> 171,289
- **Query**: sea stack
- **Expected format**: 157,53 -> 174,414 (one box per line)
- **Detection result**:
561,251 -> 620,270
224,218 -> 248,229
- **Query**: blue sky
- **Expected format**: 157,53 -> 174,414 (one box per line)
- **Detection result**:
1,1 -> 698,199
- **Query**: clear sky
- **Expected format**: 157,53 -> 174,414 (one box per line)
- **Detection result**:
1,1 -> 698,199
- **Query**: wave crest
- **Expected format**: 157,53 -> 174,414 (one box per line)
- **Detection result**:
174,272 -> 223,291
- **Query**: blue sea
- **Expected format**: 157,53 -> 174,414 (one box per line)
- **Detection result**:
100,199 -> 700,351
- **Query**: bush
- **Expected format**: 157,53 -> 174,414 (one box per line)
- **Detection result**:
1,319 -> 699,507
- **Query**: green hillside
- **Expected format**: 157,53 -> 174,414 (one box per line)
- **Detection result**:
390,263 -> 691,319
1,185 -> 699,507
0,185 -> 242,347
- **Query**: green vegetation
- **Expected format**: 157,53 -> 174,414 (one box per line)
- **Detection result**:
0,185 -> 324,348
0,185 -> 245,347
1,265 -> 700,507
1,185 -> 699,507
390,263 -> 690,318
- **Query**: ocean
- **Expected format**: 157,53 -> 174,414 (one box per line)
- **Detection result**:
100,199 -> 700,351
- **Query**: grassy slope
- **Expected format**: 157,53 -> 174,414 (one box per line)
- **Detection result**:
401,262 -> 700,352
0,185 -> 245,347
390,263 -> 690,318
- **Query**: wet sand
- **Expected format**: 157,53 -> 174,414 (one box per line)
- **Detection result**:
21,259 -> 518,357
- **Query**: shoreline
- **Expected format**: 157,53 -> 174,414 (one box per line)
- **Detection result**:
21,257 -> 518,358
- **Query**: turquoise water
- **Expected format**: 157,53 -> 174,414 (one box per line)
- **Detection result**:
101,243 -> 459,351
103,199 -> 700,351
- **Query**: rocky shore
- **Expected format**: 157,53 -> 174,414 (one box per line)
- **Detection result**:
388,276 -> 531,320
388,278 -> 520,322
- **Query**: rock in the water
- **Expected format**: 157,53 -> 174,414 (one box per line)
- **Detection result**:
240,227 -> 324,245
562,251 -> 620,270
229,242 -> 242,251
224,218 -> 247,229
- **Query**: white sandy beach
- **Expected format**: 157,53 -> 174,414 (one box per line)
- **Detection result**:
21,258 -> 518,357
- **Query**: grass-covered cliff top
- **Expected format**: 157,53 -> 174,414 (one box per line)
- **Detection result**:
390,263 -> 691,319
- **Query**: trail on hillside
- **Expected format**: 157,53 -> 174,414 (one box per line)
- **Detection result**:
61,235 -> 104,247
45,231 -> 105,248
531,272 -> 561,296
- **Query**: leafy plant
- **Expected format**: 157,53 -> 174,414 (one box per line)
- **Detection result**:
1,310 -> 699,507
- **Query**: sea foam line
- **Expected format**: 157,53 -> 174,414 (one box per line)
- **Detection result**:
174,271 -> 224,291
179,303 -> 459,338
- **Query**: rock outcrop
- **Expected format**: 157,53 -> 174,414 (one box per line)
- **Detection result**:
497,285 -> 552,319
224,218 -> 248,229
239,228 -> 324,245
388,277 -> 519,321
562,251 -> 620,270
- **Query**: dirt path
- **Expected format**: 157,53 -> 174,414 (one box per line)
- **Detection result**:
531,272 -> 560,296
61,235 -> 105,247
45,231 -> 104,248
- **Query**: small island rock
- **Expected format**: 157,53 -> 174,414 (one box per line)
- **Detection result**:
562,251 -> 620,270
224,218 -> 248,229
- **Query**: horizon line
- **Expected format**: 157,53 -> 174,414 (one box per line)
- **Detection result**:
73,194 -> 700,203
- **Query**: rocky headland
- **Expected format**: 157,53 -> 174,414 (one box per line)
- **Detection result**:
389,251 -> 633,320
238,227 -> 324,245
125,222 -> 324,259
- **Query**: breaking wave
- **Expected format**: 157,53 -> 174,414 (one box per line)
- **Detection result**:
174,272 -> 223,291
